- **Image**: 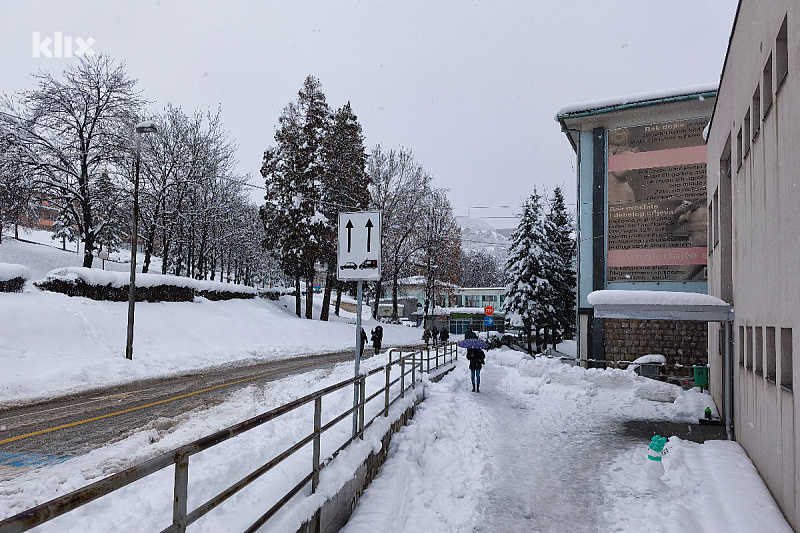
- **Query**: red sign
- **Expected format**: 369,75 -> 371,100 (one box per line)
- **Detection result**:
484,306 -> 494,316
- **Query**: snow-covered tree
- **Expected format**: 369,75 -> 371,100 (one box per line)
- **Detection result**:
368,145 -> 431,319
261,76 -> 330,318
2,54 -> 144,267
0,130 -> 37,243
502,189 -> 555,354
544,186 -> 577,347
418,188 -> 462,319
460,250 -> 503,288
318,102 -> 370,321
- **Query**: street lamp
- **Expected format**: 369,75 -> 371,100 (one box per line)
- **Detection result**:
126,120 -> 157,360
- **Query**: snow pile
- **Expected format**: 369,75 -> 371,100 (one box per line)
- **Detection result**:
0,263 -> 31,282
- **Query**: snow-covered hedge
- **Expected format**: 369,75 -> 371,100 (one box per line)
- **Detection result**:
258,287 -> 297,301
34,267 -> 256,302
0,263 -> 32,293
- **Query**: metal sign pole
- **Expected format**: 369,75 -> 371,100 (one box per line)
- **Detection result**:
353,280 -> 363,437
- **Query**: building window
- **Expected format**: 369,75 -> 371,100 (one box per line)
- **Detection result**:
739,326 -> 745,365
482,295 -> 497,303
763,54 -> 773,117
743,110 -> 751,158
736,128 -> 743,170
464,295 -> 481,307
776,15 -> 788,91
755,326 -> 764,375
751,86 -> 760,141
746,326 -> 753,370
766,327 -> 776,382
712,190 -> 719,249
780,328 -> 793,391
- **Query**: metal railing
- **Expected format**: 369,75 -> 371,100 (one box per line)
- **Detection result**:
0,342 -> 459,533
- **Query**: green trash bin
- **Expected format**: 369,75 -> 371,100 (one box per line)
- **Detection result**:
694,364 -> 709,389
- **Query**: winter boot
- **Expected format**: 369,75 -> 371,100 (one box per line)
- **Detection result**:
476,384 -> 480,393
472,383 -> 476,392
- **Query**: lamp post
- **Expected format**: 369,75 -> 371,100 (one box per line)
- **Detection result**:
126,121 -> 157,361
99,249 -> 108,270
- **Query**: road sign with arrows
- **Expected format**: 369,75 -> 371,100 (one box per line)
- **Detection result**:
337,211 -> 382,281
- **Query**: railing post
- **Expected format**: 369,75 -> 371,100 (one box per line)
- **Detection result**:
173,453 -> 189,533
426,347 -> 430,373
400,358 -> 405,398
358,377 -> 366,439
411,350 -> 416,389
312,396 -> 321,494
435,345 -> 439,369
384,364 -> 391,417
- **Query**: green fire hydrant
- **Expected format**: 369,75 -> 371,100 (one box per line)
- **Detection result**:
648,435 -> 667,462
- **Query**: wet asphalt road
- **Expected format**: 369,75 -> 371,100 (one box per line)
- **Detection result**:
0,349 -> 374,459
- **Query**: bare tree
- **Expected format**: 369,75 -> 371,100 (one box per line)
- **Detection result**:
2,54 -> 144,267
368,145 -> 431,319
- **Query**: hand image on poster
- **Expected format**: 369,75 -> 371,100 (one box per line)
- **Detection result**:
668,199 -> 708,281
608,170 -> 636,205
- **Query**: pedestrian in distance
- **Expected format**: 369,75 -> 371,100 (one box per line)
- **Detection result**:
439,326 -> 449,344
431,327 -> 439,346
371,325 -> 383,355
466,347 -> 486,392
360,327 -> 368,357
464,327 -> 478,340
422,327 -> 431,348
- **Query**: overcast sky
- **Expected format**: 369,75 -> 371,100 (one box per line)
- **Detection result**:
2,1 -> 739,228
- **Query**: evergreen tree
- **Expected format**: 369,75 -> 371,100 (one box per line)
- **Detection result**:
544,186 -> 577,346
501,189 -> 555,354
319,102 -> 370,320
261,76 -> 330,318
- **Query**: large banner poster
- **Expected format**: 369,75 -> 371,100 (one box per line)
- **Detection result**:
607,118 -> 709,282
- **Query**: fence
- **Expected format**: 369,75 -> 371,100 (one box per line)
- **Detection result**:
0,342 -> 459,533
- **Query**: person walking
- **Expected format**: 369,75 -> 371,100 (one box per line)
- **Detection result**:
464,327 -> 478,340
422,327 -> 431,348
431,327 -> 439,346
371,325 -> 383,355
439,326 -> 449,345
466,347 -> 486,392
360,327 -> 368,357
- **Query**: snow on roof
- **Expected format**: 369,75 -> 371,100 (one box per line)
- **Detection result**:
588,289 -> 729,307
556,83 -> 718,118
588,290 -> 733,322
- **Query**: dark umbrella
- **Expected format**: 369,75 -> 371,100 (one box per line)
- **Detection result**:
457,338 -> 489,349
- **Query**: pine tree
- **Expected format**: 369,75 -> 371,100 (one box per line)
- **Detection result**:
545,186 -> 577,346
318,102 -> 370,321
261,76 -> 330,318
502,189 -> 554,354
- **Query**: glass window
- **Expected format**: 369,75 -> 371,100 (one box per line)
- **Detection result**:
763,54 -> 773,117
776,16 -> 788,90
752,86 -> 760,141
781,328 -> 793,390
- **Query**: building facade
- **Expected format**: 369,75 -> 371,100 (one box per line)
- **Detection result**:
706,1 -> 799,528
557,88 -> 717,370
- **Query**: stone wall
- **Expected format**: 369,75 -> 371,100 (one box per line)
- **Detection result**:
604,319 -> 708,374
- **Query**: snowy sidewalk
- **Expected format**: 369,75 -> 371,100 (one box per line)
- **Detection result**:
342,348 -> 792,533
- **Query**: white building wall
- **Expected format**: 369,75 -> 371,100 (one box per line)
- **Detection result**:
707,1 -> 800,528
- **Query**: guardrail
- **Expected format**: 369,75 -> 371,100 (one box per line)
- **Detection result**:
0,342 -> 459,533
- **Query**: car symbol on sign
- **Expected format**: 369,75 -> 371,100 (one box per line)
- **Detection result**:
340,262 -> 358,270
359,259 -> 378,269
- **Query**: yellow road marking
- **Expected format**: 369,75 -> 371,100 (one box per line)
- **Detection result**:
0,355 -> 353,446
